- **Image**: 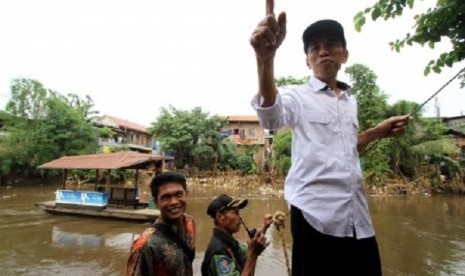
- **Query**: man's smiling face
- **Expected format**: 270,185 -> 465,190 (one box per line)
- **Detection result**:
155,182 -> 187,223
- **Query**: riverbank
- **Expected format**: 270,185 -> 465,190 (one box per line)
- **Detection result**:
2,170 -> 464,197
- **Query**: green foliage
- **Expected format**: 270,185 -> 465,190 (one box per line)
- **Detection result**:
412,137 -> 461,157
191,144 -> 215,170
415,117 -> 449,140
276,76 -> 309,87
99,126 -> 115,138
236,154 -> 256,175
387,100 -> 420,117
345,64 -> 389,131
65,93 -> 100,121
0,78 -> 98,179
216,139 -> 240,171
110,169 -> 136,185
360,139 -> 392,182
148,106 -> 228,170
43,97 -> 97,156
272,129 -> 292,175
354,0 -> 465,85
6,79 -> 48,119
404,116 -> 462,177
70,169 -> 96,183
0,111 -> 17,131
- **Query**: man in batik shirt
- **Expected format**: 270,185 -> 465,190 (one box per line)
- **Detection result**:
127,172 -> 195,276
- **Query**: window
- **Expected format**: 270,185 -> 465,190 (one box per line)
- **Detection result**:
248,128 -> 255,137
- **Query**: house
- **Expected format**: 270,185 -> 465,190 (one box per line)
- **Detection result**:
220,115 -> 275,168
94,115 -> 153,153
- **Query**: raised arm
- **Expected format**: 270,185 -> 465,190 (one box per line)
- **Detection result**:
249,0 -> 287,107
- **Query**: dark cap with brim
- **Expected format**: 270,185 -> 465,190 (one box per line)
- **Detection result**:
302,19 -> 346,54
207,194 -> 248,218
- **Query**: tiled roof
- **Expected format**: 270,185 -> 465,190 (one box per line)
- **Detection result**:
38,151 -> 173,170
105,115 -> 148,133
220,115 -> 259,122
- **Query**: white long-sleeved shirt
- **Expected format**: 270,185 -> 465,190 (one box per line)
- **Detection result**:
251,77 -> 375,239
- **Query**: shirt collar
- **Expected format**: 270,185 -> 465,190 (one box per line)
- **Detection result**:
309,77 -> 352,96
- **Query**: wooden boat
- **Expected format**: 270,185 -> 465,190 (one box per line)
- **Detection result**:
35,151 -> 173,222
35,200 -> 160,222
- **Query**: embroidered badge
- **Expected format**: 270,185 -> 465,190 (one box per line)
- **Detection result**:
216,257 -> 231,274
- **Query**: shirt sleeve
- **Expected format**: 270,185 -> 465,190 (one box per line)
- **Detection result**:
126,230 -> 155,276
208,254 -> 241,276
251,91 -> 299,130
126,246 -> 153,276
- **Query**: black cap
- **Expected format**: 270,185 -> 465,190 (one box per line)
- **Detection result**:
207,194 -> 248,218
302,19 -> 346,54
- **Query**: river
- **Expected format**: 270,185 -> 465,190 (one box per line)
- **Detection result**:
1,184 -> 465,276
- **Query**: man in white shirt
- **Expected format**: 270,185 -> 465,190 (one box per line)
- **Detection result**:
249,0 -> 411,275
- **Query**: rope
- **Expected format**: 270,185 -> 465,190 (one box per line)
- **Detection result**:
273,210 -> 291,276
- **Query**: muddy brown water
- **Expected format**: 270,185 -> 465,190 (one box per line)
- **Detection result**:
1,184 -> 465,275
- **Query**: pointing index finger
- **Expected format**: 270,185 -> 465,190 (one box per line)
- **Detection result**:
266,0 -> 274,15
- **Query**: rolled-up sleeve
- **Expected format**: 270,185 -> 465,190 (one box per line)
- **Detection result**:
251,92 -> 299,130
251,93 -> 296,130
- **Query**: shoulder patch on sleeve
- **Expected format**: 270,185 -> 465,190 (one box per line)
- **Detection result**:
215,256 -> 232,274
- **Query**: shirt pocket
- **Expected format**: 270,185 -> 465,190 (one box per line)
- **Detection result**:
304,111 -> 335,145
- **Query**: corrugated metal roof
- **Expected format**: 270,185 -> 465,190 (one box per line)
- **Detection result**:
106,115 -> 148,133
38,151 -> 173,170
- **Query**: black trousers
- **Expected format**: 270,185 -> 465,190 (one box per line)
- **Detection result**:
290,205 -> 382,276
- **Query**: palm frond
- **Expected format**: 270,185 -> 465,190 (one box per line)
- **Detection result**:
411,138 -> 461,156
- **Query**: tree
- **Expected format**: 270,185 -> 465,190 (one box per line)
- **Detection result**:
272,129 -> 292,175
385,100 -> 421,179
215,139 -> 241,171
148,106 -> 229,170
6,79 -> 48,119
354,0 -> 465,84
345,64 -> 388,131
65,93 -> 100,121
42,97 -> 97,157
0,79 -> 98,180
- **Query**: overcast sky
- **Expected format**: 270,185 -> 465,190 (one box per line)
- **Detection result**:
1,0 -> 464,126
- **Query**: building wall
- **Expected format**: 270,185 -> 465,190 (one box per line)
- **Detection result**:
222,121 -> 265,145
444,116 -> 465,129
221,118 -> 273,171
95,115 -> 153,153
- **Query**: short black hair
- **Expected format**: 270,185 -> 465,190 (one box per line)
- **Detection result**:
302,19 -> 346,54
150,171 -> 187,201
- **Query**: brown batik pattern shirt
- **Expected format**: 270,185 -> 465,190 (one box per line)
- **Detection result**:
126,214 -> 195,276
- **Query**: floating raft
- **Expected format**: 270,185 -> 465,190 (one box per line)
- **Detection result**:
35,200 -> 160,222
